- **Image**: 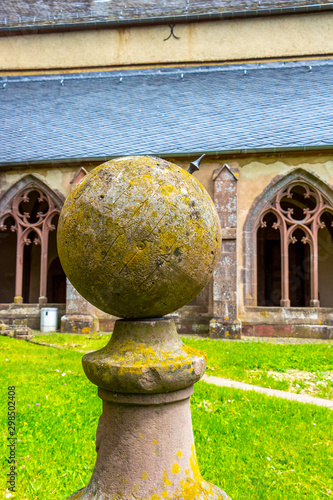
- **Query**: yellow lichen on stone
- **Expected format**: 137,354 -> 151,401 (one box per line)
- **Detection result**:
57,156 -> 221,319
189,444 -> 202,482
82,318 -> 207,392
162,470 -> 172,487
171,463 -> 181,474
180,343 -> 208,363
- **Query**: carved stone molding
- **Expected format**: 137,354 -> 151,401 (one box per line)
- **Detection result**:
0,180 -> 63,303
243,169 -> 333,308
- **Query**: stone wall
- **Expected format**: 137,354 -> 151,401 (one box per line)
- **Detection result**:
1,153 -> 333,337
0,303 -> 66,330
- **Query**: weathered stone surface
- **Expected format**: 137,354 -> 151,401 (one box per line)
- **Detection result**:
209,318 -> 241,339
0,303 -> 65,330
57,156 -> 221,319
67,385 -> 230,500
241,306 -> 333,338
83,318 -> 207,393
62,279 -> 115,333
167,304 -> 211,336
60,314 -> 97,334
242,323 -> 333,339
68,318 -> 231,500
0,321 -> 33,340
211,165 -> 240,340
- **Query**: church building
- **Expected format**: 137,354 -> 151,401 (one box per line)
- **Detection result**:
1,0 -> 333,338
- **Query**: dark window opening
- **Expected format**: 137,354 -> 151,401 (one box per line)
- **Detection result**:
22,231 -> 41,303
47,257 -> 66,303
0,217 -> 16,303
289,228 -> 310,307
257,212 -> 281,306
318,211 -> 333,307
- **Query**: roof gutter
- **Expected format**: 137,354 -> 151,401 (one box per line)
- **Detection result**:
1,3 -> 333,34
1,145 -> 333,168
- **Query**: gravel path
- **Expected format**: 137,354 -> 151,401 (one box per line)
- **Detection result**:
240,336 -> 333,345
181,334 -> 333,344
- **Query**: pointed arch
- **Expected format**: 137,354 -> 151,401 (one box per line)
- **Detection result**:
0,175 -> 64,217
0,176 -> 65,304
243,169 -> 333,307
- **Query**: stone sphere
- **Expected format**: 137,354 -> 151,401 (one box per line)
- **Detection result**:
57,156 -> 221,319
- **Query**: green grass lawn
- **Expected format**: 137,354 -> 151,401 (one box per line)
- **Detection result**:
31,333 -> 333,399
30,332 -> 107,352
1,336 -> 333,500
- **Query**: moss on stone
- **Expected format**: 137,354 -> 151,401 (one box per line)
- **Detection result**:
57,156 -> 221,319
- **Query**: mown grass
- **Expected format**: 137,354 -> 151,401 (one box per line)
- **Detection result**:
1,336 -> 333,500
31,333 -> 333,399
30,332 -> 107,352
184,337 -> 333,400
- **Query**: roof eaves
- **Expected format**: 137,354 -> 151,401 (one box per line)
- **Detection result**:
2,58 -> 333,85
1,145 -> 333,169
1,3 -> 333,34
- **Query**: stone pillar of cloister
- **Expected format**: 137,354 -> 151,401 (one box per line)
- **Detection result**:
209,164 -> 241,339
61,167 -> 99,334
60,280 -> 99,334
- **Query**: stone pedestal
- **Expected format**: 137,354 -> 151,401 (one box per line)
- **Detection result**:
67,318 -> 230,499
61,313 -> 97,334
209,318 -> 241,339
61,280 -> 99,334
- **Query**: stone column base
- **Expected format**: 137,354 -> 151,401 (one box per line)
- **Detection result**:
310,299 -> 320,307
209,318 -> 242,339
280,299 -> 290,307
60,314 -> 98,334
38,296 -> 48,306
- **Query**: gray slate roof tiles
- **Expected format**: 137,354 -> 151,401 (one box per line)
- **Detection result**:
1,0 -> 333,29
1,59 -> 333,166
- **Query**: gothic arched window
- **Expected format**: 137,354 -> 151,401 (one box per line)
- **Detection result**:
0,181 -> 66,304
256,181 -> 333,307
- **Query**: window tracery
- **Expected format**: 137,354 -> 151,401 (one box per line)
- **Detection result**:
0,184 -> 62,303
257,181 -> 333,307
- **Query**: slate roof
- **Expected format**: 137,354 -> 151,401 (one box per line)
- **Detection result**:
0,0 -> 333,30
1,59 -> 333,166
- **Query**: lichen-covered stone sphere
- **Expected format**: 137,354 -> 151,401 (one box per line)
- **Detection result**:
57,156 -> 221,319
